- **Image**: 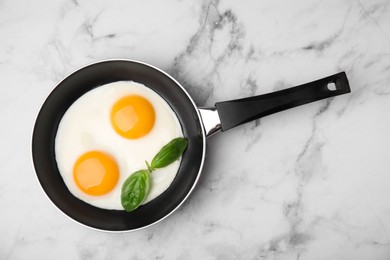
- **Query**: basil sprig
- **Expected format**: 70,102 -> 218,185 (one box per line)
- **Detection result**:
121,137 -> 188,212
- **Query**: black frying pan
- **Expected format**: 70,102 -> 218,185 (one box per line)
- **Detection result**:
32,60 -> 350,232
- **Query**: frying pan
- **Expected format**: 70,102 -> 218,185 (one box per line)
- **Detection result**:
32,59 -> 350,232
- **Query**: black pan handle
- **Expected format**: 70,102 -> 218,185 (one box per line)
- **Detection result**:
215,72 -> 350,131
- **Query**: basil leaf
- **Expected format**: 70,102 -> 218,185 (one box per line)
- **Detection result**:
121,170 -> 151,212
151,137 -> 188,169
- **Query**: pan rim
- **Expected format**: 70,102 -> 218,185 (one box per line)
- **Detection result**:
31,58 -> 207,232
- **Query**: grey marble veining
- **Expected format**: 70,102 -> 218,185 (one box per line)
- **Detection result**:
1,0 -> 390,259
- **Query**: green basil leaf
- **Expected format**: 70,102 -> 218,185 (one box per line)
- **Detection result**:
151,137 -> 188,169
121,170 -> 151,212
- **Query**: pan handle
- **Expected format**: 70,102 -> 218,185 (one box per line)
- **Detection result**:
214,72 -> 351,131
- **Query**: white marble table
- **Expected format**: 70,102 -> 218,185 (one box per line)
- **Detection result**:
1,0 -> 390,259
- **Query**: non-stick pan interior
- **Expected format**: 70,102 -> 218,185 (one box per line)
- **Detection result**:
32,60 -> 205,231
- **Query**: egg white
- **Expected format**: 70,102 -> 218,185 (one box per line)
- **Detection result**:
55,81 -> 184,210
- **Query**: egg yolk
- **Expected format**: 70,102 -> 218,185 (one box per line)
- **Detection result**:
110,95 -> 155,139
73,151 -> 119,196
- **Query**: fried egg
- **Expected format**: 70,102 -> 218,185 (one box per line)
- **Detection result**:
55,81 -> 184,210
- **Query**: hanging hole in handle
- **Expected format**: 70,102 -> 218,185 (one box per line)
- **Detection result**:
327,82 -> 337,91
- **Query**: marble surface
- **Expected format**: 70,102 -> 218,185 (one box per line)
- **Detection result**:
1,0 -> 390,259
